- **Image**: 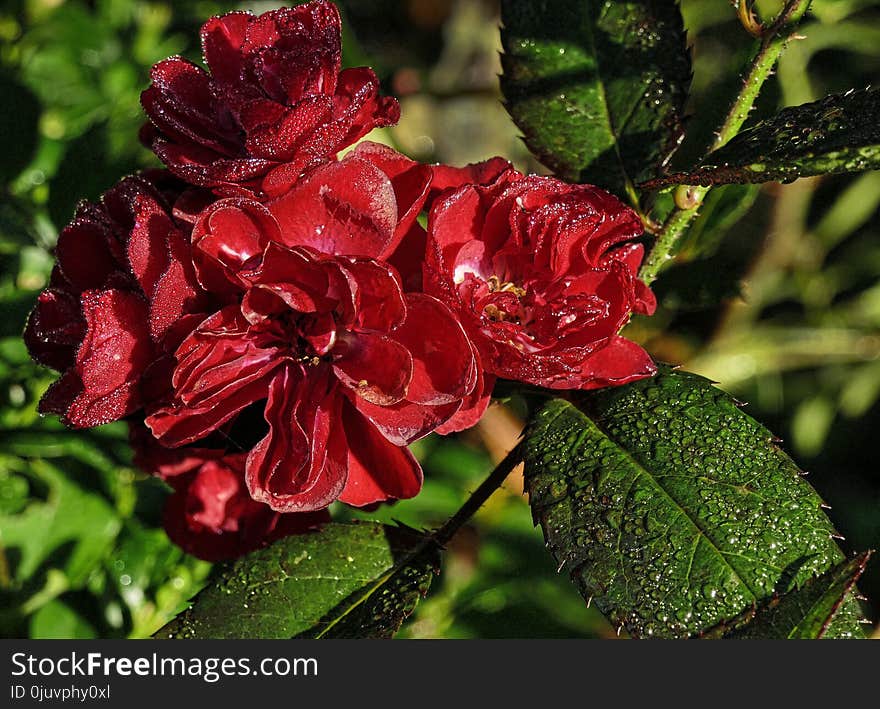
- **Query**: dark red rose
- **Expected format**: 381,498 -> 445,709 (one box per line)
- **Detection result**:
140,1 -> 399,197
24,175 -> 211,427
423,170 -> 657,390
131,421 -> 328,561
162,452 -> 328,561
145,187 -> 481,511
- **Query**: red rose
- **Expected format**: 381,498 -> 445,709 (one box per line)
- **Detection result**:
24,174 -> 211,427
145,182 -> 481,511
140,0 -> 399,197
423,170 -> 657,389
162,453 -> 328,561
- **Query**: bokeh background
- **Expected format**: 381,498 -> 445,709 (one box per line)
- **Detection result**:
0,0 -> 878,638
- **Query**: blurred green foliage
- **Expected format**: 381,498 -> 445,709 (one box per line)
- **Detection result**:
0,0 -> 878,638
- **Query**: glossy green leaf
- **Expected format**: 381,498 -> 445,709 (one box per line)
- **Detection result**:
523,368 -> 864,638
641,88 -> 880,188
717,552 -> 871,639
500,0 -> 691,202
156,523 -> 439,639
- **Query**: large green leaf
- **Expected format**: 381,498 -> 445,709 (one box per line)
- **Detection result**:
523,368 -> 865,638
641,88 -> 880,188
156,522 -> 439,639
719,552 -> 871,639
500,0 -> 691,202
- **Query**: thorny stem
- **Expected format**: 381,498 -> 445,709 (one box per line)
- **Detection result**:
433,441 -> 525,547
638,0 -> 813,286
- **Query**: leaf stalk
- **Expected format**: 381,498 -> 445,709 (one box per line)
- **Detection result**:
638,0 -> 813,285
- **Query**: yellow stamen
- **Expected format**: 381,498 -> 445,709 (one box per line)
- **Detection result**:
486,275 -> 526,297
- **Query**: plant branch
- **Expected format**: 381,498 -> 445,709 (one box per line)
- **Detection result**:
639,0 -> 813,285
713,0 -> 811,154
433,441 -> 525,547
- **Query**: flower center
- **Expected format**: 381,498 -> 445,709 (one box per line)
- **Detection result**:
482,275 -> 526,322
263,310 -> 337,365
486,275 -> 526,297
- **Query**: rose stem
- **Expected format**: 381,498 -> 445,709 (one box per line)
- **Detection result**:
638,0 -> 812,285
433,440 -> 525,547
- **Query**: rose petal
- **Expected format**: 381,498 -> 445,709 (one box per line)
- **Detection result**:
269,155 -> 398,258
40,289 -> 153,428
346,141 -> 429,258
242,96 -> 335,161
435,364 -> 494,435
55,219 -> 118,292
127,195 -> 174,298
332,331 -> 413,406
129,421 -> 224,478
163,454 -> 329,561
352,396 -> 462,447
334,70 -> 401,146
429,156 -> 512,196
192,198 -> 282,293
338,257 -> 407,331
24,288 -> 84,371
391,294 -> 476,405
246,366 -> 348,512
338,400 -> 422,507
200,12 -> 253,84
565,336 -> 657,390
146,307 -> 279,445
240,242 -> 336,319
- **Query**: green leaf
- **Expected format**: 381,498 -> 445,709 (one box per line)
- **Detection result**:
716,552 -> 871,639
641,88 -> 880,189
0,459 -> 120,588
155,522 -> 439,639
500,0 -> 691,202
523,368 -> 865,639
29,599 -> 97,639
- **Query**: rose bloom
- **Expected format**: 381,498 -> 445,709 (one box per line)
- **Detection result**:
423,170 -> 657,390
140,0 -> 399,196
163,455 -> 326,561
26,141 -> 488,519
23,173 -> 211,427
145,148 -> 484,512
130,426 -> 327,560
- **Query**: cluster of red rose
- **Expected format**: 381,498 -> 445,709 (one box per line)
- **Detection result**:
24,1 -> 656,560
